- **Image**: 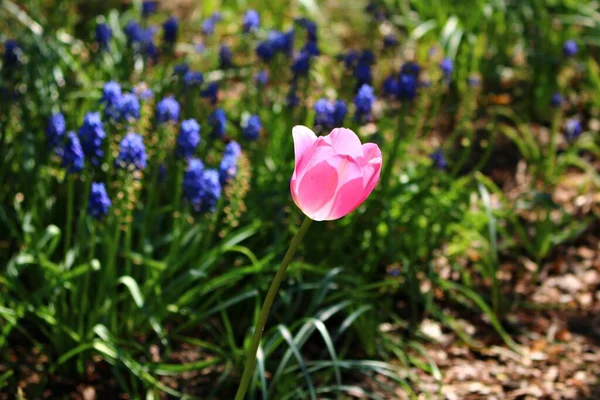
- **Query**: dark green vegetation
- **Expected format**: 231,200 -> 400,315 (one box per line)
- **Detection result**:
0,0 -> 598,398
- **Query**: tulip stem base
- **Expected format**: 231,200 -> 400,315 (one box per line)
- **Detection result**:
234,216 -> 313,400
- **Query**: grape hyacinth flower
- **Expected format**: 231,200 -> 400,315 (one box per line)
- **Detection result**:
291,51 -> 312,78
354,84 -> 375,121
78,112 -> 106,163
355,50 -> 375,88
243,10 -> 260,33
156,96 -> 180,123
219,154 -> 239,184
302,40 -> 319,57
340,50 -> 359,70
209,108 -> 227,138
440,58 -> 453,80
551,92 -> 564,108
255,70 -> 269,86
183,159 -> 222,212
383,34 -> 398,48
333,100 -> 347,126
183,70 -> 204,87
142,1 -> 157,17
282,29 -> 295,56
219,45 -> 233,69
135,83 -> 154,100
382,74 -> 399,98
401,62 -> 421,76
141,27 -> 159,61
256,31 -> 284,62
176,119 -> 201,159
96,23 -> 112,50
124,21 -> 143,44
564,118 -> 582,141
163,17 -> 178,43
397,73 -> 418,101
202,12 -> 222,35
314,99 -> 334,129
47,113 -> 66,151
563,40 -> 578,57
88,182 -> 111,219
295,17 -> 317,41
117,92 -> 140,122
174,63 -> 189,75
287,85 -> 300,108
62,132 -> 85,173
242,115 -> 262,141
3,40 -> 21,66
224,141 -> 242,158
116,132 -> 147,170
201,82 -> 219,104
430,148 -> 447,170
101,81 -> 122,120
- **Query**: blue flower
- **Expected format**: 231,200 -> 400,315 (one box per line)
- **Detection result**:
124,21 -> 143,43
101,81 -> 122,120
156,96 -> 180,123
314,99 -> 334,129
551,92 -> 564,108
183,159 -> 222,212
224,141 -> 242,158
142,1 -> 157,17
383,74 -> 399,98
302,40 -> 319,56
183,70 -> 204,87
88,182 -> 111,219
295,18 -> 317,41
219,154 -> 238,184
255,70 -> 269,85
383,34 -> 398,48
116,132 -> 147,170
117,93 -> 140,122
96,23 -> 112,50
78,112 -> 106,163
219,45 -> 233,69
243,10 -> 260,33
400,62 -> 420,76
174,63 -> 189,75
62,132 -> 85,173
177,119 -> 201,159
4,40 -> 21,66
135,83 -> 154,100
397,74 -> 418,101
202,12 -> 222,35
564,118 -> 582,141
243,115 -> 261,140
333,100 -> 347,126
47,113 -> 66,151
256,30 -> 292,62
430,149 -> 447,170
209,108 -> 227,138
282,29 -> 295,56
340,50 -> 359,69
440,58 -> 453,80
163,17 -> 178,43
354,84 -> 375,121
201,82 -> 219,104
291,51 -> 312,78
141,27 -> 159,61
355,51 -> 374,87
563,40 -> 578,57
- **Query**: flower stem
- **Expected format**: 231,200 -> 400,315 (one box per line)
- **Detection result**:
64,175 -> 75,257
234,216 -> 313,400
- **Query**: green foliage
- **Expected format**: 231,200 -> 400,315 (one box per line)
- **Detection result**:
1,0 -> 599,398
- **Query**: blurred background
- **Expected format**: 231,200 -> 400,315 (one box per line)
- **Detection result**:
1,0 -> 599,398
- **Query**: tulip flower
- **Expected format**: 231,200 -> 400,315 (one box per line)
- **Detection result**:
290,126 -> 382,221
235,126 -> 382,400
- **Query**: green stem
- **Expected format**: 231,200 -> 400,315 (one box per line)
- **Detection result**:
546,110 -> 562,187
65,176 -> 75,257
234,216 -> 313,400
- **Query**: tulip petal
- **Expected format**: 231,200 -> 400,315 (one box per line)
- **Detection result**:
292,125 -> 317,166
294,160 -> 339,219
361,143 -> 382,198
325,128 -> 364,161
294,137 -> 336,182
312,154 -> 365,221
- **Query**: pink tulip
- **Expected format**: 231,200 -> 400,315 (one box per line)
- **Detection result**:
290,126 -> 382,221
